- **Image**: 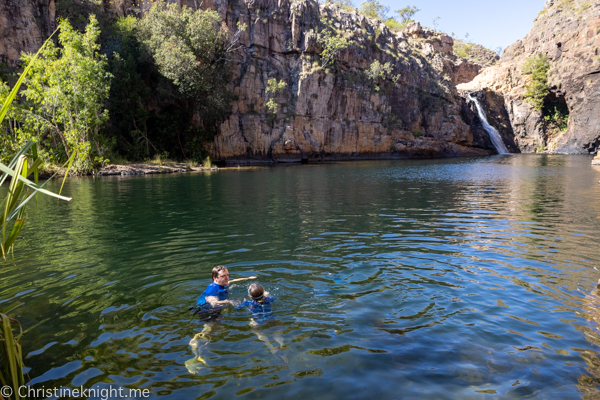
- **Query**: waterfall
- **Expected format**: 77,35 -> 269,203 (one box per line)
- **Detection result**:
467,94 -> 510,154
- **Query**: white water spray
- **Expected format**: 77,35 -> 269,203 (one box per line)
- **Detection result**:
467,94 -> 509,154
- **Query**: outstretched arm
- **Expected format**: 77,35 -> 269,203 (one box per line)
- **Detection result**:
229,276 -> 257,284
205,296 -> 233,307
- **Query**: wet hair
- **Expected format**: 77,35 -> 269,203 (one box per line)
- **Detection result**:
212,265 -> 228,281
248,283 -> 264,301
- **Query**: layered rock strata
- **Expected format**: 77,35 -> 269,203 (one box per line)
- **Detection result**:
1,0 -> 503,163
205,1 -> 502,163
459,0 -> 600,154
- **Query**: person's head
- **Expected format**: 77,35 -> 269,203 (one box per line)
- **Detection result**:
212,265 -> 229,286
248,283 -> 264,302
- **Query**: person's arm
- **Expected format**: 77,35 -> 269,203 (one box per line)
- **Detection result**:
205,296 -> 233,307
229,276 -> 257,284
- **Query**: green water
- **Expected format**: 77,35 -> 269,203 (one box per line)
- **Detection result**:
2,155 -> 600,399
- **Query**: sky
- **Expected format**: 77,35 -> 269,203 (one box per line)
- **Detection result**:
375,0 -> 547,52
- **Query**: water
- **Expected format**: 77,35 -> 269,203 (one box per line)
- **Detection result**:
1,155 -> 600,399
468,94 -> 510,154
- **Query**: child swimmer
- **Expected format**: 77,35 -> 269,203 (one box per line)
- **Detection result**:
237,283 -> 287,361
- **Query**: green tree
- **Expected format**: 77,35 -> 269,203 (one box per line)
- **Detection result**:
21,16 -> 112,173
366,60 -> 397,91
138,3 -> 245,123
323,0 -> 356,12
319,17 -> 350,68
265,78 -> 287,113
395,5 -> 420,24
359,0 -> 389,20
105,16 -> 154,159
522,54 -> 550,111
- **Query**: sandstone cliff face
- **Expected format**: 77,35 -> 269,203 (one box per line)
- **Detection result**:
0,0 -> 500,162
459,0 -> 600,154
199,0 -> 499,163
0,0 -> 55,67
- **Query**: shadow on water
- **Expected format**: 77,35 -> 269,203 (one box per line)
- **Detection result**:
1,154 -> 600,398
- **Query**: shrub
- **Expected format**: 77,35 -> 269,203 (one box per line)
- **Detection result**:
138,3 -> 246,121
359,0 -> 389,20
318,17 -> 350,68
20,16 -> 112,173
522,54 -> 550,111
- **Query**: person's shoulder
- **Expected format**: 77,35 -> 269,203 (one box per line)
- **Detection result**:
203,282 -> 218,294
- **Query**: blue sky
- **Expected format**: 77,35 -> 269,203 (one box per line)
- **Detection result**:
374,0 -> 546,51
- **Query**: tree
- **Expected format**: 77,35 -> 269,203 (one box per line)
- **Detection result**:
265,79 -> 287,113
323,0 -> 356,12
395,5 -> 420,24
105,16 -> 154,160
318,17 -> 350,68
21,16 -> 112,173
522,54 -> 550,111
359,0 -> 389,20
138,3 -> 245,123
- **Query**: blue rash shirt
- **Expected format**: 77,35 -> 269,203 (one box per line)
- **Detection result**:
236,296 -> 275,324
196,282 -> 228,307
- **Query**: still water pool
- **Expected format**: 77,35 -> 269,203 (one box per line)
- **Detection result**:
2,155 -> 600,399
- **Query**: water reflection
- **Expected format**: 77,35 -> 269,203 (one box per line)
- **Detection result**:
1,155 -> 599,398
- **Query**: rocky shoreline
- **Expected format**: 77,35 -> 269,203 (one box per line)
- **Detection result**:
96,164 -> 218,176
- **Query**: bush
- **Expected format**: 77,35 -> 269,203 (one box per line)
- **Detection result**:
359,0 -> 389,20
20,16 -> 112,173
138,3 -> 245,121
522,54 -> 550,111
384,18 -> 404,32
543,103 -> 569,132
319,17 -> 350,68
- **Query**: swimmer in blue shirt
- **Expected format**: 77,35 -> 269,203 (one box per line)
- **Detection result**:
238,283 -> 286,361
193,266 -> 256,318
187,266 -> 256,373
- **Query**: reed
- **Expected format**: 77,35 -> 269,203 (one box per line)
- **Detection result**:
0,27 -> 74,400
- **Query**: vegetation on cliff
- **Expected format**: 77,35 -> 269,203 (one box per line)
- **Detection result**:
0,3 -> 245,172
522,53 -> 550,111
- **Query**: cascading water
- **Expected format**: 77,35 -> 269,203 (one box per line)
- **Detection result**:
467,93 -> 510,154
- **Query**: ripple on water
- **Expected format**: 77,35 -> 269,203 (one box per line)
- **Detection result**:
1,155 -> 600,398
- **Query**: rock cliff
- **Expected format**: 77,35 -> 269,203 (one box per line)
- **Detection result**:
206,0 -> 501,163
0,0 -> 55,67
0,0 -> 504,163
459,0 -> 600,154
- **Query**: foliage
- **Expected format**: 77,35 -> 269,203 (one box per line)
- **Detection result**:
105,16 -> 153,160
264,78 -> 287,113
454,41 -> 473,58
383,18 -> 403,32
138,3 -> 246,122
202,156 -> 212,168
323,0 -> 356,12
432,16 -> 440,30
522,54 -> 550,111
359,0 -> 389,20
20,16 -> 112,173
366,60 -> 395,91
266,78 -> 287,95
0,35 -> 73,398
543,103 -> 569,132
395,5 -> 420,24
318,17 -> 350,69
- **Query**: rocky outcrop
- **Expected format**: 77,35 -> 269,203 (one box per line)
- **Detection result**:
199,1 -> 502,163
0,0 -> 55,67
459,0 -> 600,154
0,0 -> 504,163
